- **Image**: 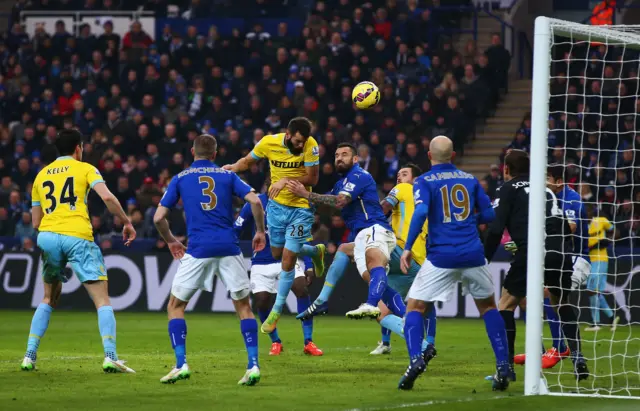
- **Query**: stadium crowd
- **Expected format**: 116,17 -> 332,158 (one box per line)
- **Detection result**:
492,42 -> 640,247
0,0 -> 511,253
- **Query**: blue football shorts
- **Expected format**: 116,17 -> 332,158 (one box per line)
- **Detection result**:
266,201 -> 314,250
37,232 -> 107,283
587,260 -> 609,292
387,245 -> 421,298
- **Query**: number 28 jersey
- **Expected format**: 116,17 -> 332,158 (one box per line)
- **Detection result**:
32,156 -> 105,242
160,159 -> 253,259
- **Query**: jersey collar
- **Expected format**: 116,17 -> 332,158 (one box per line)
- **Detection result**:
430,163 -> 456,171
192,159 -> 216,167
57,156 -> 73,160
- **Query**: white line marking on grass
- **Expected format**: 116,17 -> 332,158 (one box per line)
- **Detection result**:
0,346 -> 372,363
344,396 -> 509,411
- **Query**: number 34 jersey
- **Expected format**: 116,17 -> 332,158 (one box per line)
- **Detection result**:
160,159 -> 253,259
32,156 -> 105,242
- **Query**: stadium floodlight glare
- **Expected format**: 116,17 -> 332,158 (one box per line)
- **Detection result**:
527,16 -> 640,399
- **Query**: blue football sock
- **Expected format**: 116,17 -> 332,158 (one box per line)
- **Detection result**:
598,294 -> 614,318
300,244 -> 319,257
544,297 -> 566,352
366,266 -> 387,306
297,296 -> 314,344
425,306 -> 437,346
483,308 -> 509,366
590,295 -> 600,325
382,286 -> 406,317
168,318 -> 187,367
25,303 -> 53,361
97,306 -> 118,361
381,327 -> 391,346
404,311 -> 424,362
240,318 -> 259,369
258,309 -> 281,343
272,269 -> 295,314
316,251 -> 349,305
380,315 -> 404,339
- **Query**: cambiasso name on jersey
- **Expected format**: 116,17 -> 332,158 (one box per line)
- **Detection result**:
178,167 -> 229,178
270,160 -> 304,169
422,170 -> 474,182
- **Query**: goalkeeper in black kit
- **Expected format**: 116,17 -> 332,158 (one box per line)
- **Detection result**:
483,150 -> 589,381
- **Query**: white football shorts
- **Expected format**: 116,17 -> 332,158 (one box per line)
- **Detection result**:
353,224 -> 396,276
407,260 -> 495,302
250,259 -> 306,294
172,253 -> 250,302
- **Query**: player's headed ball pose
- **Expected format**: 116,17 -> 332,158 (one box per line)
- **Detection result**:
224,117 -> 326,335
154,134 -> 267,385
22,128 -> 136,374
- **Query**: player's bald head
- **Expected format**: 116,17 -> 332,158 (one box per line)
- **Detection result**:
429,135 -> 453,163
193,134 -> 217,160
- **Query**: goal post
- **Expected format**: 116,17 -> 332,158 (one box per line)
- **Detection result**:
526,16 -> 640,399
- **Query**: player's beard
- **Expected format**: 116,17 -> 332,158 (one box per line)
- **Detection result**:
285,137 -> 304,155
335,159 -> 353,173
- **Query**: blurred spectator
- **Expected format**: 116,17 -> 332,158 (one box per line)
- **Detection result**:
14,211 -> 36,239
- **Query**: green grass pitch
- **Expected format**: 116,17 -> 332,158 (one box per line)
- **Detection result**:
0,311 -> 639,411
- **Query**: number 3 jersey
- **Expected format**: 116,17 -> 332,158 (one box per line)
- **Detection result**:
160,159 -> 254,258
32,156 -> 105,242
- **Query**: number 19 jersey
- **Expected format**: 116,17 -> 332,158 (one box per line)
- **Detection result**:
31,156 -> 105,242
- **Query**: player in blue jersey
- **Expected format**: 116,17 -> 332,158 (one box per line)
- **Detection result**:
512,164 -> 592,369
153,134 -> 267,386
398,136 -> 510,391
287,142 -> 398,320
234,193 -> 324,356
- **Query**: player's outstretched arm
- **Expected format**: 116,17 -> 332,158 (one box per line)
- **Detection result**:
223,153 -> 257,173
286,180 -> 350,209
244,191 -> 266,252
93,182 -> 136,246
153,205 -> 186,260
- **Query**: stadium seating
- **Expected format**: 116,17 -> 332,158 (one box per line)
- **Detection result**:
0,0 -> 511,252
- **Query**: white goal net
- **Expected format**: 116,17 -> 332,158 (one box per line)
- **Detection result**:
526,17 -> 640,399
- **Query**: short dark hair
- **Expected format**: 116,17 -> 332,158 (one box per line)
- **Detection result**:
401,163 -> 422,179
193,134 -> 217,158
287,117 -> 312,138
337,142 -> 357,156
547,163 -> 565,181
55,128 -> 83,156
504,149 -> 529,177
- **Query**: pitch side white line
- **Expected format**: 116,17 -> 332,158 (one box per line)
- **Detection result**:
344,396 -> 508,411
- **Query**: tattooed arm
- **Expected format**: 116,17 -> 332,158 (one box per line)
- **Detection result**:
286,180 -> 352,209
308,192 -> 352,209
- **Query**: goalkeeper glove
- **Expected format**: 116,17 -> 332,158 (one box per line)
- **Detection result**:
504,241 -> 518,255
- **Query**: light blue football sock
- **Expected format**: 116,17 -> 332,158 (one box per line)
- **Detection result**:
98,305 -> 118,361
300,244 -> 319,257
315,251 -> 349,305
380,315 -> 404,339
590,295 -> 600,325
25,303 -> 53,361
272,269 -> 295,314
598,294 -> 614,318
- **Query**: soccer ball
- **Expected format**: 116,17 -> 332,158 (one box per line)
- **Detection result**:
351,81 -> 380,110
